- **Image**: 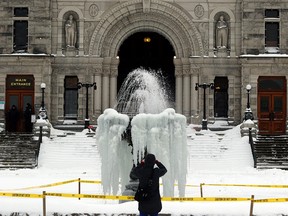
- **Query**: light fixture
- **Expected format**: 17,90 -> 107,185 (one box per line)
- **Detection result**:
41,83 -> 46,89
246,84 -> 252,91
144,37 -> 151,43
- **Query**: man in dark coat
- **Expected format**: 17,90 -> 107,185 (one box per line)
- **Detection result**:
131,153 -> 167,216
24,103 -> 33,132
8,105 -> 19,132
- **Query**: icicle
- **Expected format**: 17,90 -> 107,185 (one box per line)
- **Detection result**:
131,109 -> 188,197
96,109 -> 131,195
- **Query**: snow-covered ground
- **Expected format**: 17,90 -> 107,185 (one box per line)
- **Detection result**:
1,124 -> 288,215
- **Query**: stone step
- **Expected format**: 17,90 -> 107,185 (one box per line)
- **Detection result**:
0,134 -> 39,169
254,135 -> 288,170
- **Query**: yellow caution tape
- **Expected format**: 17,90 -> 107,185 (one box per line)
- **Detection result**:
79,180 -> 102,184
203,183 -> 288,188
0,192 -> 43,198
0,179 -> 79,191
254,198 -> 288,203
45,192 -> 134,200
0,179 -> 102,191
1,191 -> 288,203
162,197 -> 251,202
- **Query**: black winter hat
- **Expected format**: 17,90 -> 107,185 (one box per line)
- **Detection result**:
145,154 -> 156,166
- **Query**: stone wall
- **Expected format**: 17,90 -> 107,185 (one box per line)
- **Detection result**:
1,0 -> 288,128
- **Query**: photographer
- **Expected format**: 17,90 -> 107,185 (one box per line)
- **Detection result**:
131,154 -> 167,216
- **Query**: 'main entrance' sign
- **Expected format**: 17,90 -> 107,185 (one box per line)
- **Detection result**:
6,75 -> 34,90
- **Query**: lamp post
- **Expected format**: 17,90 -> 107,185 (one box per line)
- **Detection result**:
243,84 -> 254,148
195,83 -> 214,130
246,84 -> 251,109
77,82 -> 97,128
244,84 -> 254,121
38,83 -> 47,143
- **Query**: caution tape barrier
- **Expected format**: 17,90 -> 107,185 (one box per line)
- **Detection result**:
79,180 -> 102,184
4,178 -> 288,193
162,197 -> 251,202
203,183 -> 288,188
0,192 -> 43,198
1,191 -> 288,203
0,179 -> 79,191
0,179 -> 197,192
254,198 -> 288,203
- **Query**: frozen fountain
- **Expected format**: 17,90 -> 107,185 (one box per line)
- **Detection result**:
115,68 -> 169,115
96,68 -> 188,198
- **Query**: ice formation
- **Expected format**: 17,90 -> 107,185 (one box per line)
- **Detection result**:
96,109 -> 132,195
96,68 -> 188,197
131,108 -> 187,197
115,68 -> 169,115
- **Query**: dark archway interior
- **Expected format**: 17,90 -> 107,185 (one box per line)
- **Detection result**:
117,32 -> 176,102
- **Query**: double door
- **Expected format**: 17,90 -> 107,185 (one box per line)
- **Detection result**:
258,93 -> 286,135
6,91 -> 34,132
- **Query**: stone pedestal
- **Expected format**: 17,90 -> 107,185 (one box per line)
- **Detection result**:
119,179 -> 139,204
215,47 -> 228,57
64,47 -> 77,56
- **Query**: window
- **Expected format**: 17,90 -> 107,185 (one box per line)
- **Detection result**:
265,22 -> 279,47
264,9 -> 279,52
13,7 -> 28,53
258,76 -> 285,92
265,9 -> 279,18
14,8 -> 28,17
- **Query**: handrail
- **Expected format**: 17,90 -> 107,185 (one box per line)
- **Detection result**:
35,133 -> 42,167
248,128 -> 256,168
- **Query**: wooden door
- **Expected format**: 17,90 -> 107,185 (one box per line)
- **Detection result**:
258,93 -> 286,134
6,92 -> 34,132
258,76 -> 286,135
5,75 -> 34,133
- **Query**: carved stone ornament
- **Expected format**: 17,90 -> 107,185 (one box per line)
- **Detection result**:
175,69 -> 183,77
89,4 -> 99,17
194,4 -> 204,18
183,69 -> 190,76
143,0 -> 151,13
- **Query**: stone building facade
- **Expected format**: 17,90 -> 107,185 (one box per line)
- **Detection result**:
0,0 -> 288,135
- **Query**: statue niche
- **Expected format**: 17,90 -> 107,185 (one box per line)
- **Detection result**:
215,15 -> 229,49
65,14 -> 77,48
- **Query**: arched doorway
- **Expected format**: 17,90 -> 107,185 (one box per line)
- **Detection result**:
117,32 -> 176,103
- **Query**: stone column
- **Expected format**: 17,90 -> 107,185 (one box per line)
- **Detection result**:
94,72 -> 102,119
102,58 -> 111,111
182,58 -> 191,119
110,58 -> 119,108
174,58 -> 183,114
78,18 -> 84,56
56,18 -> 63,56
190,67 -> 199,123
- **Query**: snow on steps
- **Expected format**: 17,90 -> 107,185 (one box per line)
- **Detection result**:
38,131 -> 99,170
0,133 -> 39,169
188,128 -> 253,170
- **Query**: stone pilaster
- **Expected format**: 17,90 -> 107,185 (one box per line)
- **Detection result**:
102,57 -> 112,111
182,58 -> 191,119
174,58 -> 183,114
110,58 -> 119,108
